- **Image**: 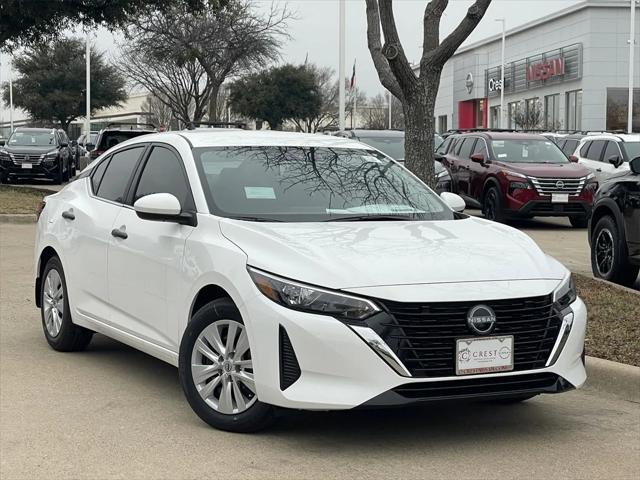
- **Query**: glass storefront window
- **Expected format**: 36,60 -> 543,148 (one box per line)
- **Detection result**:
490,106 -> 501,128
544,94 -> 560,130
566,90 -> 582,131
438,115 -> 448,133
607,88 -> 640,131
508,102 -> 519,129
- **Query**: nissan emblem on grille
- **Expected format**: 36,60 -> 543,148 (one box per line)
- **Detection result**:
466,305 -> 497,335
555,180 -> 565,189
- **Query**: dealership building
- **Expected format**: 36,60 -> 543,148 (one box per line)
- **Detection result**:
430,0 -> 639,133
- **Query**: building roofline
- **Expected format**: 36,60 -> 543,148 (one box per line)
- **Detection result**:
454,0 -> 633,55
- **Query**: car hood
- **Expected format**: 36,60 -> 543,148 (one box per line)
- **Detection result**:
495,161 -> 589,178
219,216 -> 566,289
2,145 -> 57,155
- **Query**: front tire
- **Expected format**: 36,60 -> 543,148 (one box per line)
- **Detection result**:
40,256 -> 93,351
179,298 -> 276,433
591,215 -> 639,287
482,185 -> 506,223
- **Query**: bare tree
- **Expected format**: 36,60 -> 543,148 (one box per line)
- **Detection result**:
141,93 -> 174,129
365,0 -> 492,187
362,94 -> 388,129
292,64 -> 338,133
119,0 -> 289,124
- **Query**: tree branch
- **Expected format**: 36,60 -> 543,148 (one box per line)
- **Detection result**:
429,0 -> 492,67
377,0 -> 417,92
364,0 -> 403,100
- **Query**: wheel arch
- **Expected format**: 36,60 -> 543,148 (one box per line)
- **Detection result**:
589,199 -> 625,247
35,246 -> 60,308
481,176 -> 501,205
189,284 -> 235,320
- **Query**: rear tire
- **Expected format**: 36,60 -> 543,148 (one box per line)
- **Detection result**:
482,185 -> 506,223
591,215 -> 639,287
569,215 -> 588,228
179,298 -> 276,433
40,256 -> 93,352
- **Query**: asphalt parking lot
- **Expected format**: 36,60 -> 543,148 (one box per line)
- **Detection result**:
1,223 -> 639,480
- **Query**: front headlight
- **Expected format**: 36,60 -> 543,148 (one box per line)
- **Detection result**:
44,150 -> 58,158
248,267 -> 380,320
553,274 -> 577,310
500,169 -> 528,179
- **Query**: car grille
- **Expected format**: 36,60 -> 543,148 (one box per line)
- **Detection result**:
10,153 -> 43,165
378,295 -> 561,378
529,176 -> 585,196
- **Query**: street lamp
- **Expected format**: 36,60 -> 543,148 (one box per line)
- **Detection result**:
85,33 -> 91,137
495,18 -> 506,129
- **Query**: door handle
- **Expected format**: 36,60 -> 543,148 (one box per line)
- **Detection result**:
111,228 -> 128,240
596,168 -> 602,172
61,210 -> 75,221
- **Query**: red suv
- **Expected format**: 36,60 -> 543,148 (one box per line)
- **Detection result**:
436,132 -> 597,227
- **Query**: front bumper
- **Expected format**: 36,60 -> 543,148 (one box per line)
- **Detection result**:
241,289 -> 587,410
0,160 -> 60,178
503,187 -> 594,218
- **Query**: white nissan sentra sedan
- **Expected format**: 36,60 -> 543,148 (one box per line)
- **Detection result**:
34,129 -> 587,432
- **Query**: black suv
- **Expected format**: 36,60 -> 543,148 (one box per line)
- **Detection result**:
589,156 -> 640,287
89,123 -> 156,163
0,127 -> 72,184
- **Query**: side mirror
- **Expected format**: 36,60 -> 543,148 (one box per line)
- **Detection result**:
568,155 -> 579,163
86,143 -> 94,150
630,157 -> 640,174
133,193 -> 197,226
440,192 -> 465,213
607,155 -> 623,168
60,142 -> 69,147
71,140 -> 78,147
470,153 -> 486,164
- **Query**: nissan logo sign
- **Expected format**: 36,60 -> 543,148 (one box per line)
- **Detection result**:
466,305 -> 497,335
556,180 -> 565,189
465,72 -> 474,94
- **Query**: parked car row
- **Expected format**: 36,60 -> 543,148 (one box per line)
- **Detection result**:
0,123 -> 157,184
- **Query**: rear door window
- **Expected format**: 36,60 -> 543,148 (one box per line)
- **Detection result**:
436,137 -> 452,155
95,147 -> 145,203
585,140 -> 606,161
562,139 -> 579,156
91,158 -> 110,193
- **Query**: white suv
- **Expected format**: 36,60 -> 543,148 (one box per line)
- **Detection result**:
34,130 -> 587,432
572,133 -> 640,183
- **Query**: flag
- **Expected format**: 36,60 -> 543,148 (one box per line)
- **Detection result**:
350,59 -> 356,90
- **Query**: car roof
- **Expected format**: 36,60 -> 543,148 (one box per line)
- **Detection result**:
124,130 -> 373,150
349,129 -> 405,137
14,127 -> 56,133
455,132 -> 545,141
579,133 -> 640,142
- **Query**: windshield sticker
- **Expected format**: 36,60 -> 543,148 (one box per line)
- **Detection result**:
362,155 -> 383,164
493,141 -> 504,147
522,146 -> 529,158
244,187 -> 276,200
498,153 -> 508,158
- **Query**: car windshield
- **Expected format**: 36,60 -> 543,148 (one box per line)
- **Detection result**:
491,139 -> 568,164
193,146 -> 453,222
356,135 -> 405,160
622,142 -> 640,160
8,131 -> 55,147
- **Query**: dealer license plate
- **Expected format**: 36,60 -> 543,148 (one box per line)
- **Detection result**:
21,163 -> 32,169
551,193 -> 568,203
456,335 -> 514,375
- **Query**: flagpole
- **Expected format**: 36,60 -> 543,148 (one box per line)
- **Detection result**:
338,0 -> 346,131
352,59 -> 357,129
388,91 -> 392,129
85,33 -> 91,137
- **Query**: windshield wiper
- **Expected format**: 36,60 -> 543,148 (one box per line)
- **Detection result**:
226,215 -> 283,222
326,214 -> 419,222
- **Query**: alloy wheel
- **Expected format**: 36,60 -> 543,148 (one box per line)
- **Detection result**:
595,228 -> 614,276
485,191 -> 497,220
191,320 -> 256,415
43,269 -> 64,337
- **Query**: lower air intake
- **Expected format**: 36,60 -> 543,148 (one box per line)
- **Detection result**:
279,326 -> 301,390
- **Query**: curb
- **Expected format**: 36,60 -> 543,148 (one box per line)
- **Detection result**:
589,275 -> 640,296
0,214 -> 36,224
585,356 -> 640,402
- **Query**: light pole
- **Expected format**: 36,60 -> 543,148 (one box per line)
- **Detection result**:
85,34 -> 91,137
388,91 -> 392,129
495,18 -> 506,129
628,0 -> 637,134
8,56 -> 14,133
338,0 -> 346,131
